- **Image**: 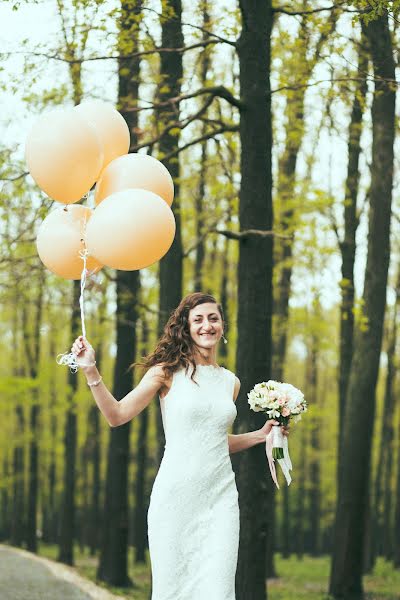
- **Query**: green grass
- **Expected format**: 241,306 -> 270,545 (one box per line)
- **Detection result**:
270,555 -> 400,600
36,544 -> 400,600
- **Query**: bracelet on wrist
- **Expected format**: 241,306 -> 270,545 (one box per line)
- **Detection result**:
87,375 -> 103,387
80,361 -> 96,368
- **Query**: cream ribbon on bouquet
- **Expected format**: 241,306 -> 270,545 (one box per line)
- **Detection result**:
248,380 -> 307,489
265,425 -> 293,489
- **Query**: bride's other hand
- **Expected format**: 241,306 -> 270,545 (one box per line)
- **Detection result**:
71,336 -> 96,369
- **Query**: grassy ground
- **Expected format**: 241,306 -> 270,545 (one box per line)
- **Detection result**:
37,544 -> 400,600
271,555 -> 400,600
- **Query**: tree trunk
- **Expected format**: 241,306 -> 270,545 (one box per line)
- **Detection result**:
133,316 -> 150,564
0,457 -> 10,541
193,1 -> 210,293
97,272 -> 140,586
371,295 -> 398,564
86,289 -> 107,556
23,267 -> 45,553
338,36 -> 368,465
58,281 -> 80,565
381,269 -> 399,560
329,11 -> 395,599
293,426 -> 307,558
97,0 -> 142,584
11,408 -> 25,547
393,404 -> 400,568
233,2 -> 273,599
307,330 -> 321,556
156,0 -> 184,468
42,333 -> 59,545
10,291 -> 25,547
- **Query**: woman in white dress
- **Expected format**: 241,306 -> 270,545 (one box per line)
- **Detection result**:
71,292 -> 288,600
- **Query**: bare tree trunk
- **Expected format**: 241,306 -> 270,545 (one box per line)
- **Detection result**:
0,457 -> 10,541
133,316 -> 150,564
156,0 -> 184,468
10,290 -> 25,547
293,426 -> 307,558
307,329 -> 320,556
58,281 -> 80,565
371,287 -> 398,564
193,1 -> 211,293
86,289 -> 107,556
97,273 -> 140,586
393,405 -> 400,568
97,0 -> 142,585
234,2 -> 273,599
329,11 -> 395,599
338,36 -> 367,465
42,332 -> 59,545
24,267 -> 45,553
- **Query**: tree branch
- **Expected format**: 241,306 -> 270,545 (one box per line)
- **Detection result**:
159,125 -> 239,161
270,76 -> 396,95
0,171 -> 29,182
215,228 -> 293,240
273,2 -> 365,16
14,38 -> 226,64
142,5 -> 236,46
125,85 -> 243,112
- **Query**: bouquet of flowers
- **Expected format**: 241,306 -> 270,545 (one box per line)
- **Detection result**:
248,380 -> 307,488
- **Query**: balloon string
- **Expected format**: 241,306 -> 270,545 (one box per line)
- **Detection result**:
79,249 -> 88,339
57,213 -> 89,372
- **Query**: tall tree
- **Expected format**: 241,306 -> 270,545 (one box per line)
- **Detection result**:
132,314 -> 150,563
24,267 -> 45,552
233,1 -> 273,599
155,0 -> 184,467
10,290 -> 25,548
336,35 -> 368,462
84,288 -> 107,555
97,0 -> 142,586
393,399 -> 400,568
329,9 -> 396,599
193,0 -> 211,293
58,281 -> 80,564
372,267 -> 400,562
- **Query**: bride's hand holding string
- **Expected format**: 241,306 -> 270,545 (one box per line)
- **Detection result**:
71,335 -> 96,370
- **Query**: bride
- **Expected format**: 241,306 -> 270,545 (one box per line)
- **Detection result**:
71,291 -> 288,600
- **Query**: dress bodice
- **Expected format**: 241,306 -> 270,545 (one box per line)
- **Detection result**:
159,364 -> 237,455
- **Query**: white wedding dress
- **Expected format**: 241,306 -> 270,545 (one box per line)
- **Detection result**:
147,364 -> 240,600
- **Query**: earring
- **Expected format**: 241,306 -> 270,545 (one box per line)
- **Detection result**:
222,334 -> 228,345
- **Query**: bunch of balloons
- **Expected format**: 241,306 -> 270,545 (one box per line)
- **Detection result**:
26,100 -> 176,280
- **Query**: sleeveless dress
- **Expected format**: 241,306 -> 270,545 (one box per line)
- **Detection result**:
147,364 -> 240,600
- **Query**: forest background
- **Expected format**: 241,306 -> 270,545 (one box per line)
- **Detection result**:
0,1 -> 399,599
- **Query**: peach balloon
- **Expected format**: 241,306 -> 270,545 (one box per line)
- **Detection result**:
86,189 -> 176,270
74,101 -> 130,172
36,205 -> 103,280
95,153 -> 174,207
25,109 -> 103,204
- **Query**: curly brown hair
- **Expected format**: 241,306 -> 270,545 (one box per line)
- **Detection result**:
137,292 -> 225,382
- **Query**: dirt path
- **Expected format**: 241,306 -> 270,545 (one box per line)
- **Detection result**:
0,544 -> 125,600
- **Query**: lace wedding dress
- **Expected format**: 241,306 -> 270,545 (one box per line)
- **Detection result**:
147,364 -> 239,600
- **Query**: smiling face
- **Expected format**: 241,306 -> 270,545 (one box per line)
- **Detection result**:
188,302 -> 224,350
